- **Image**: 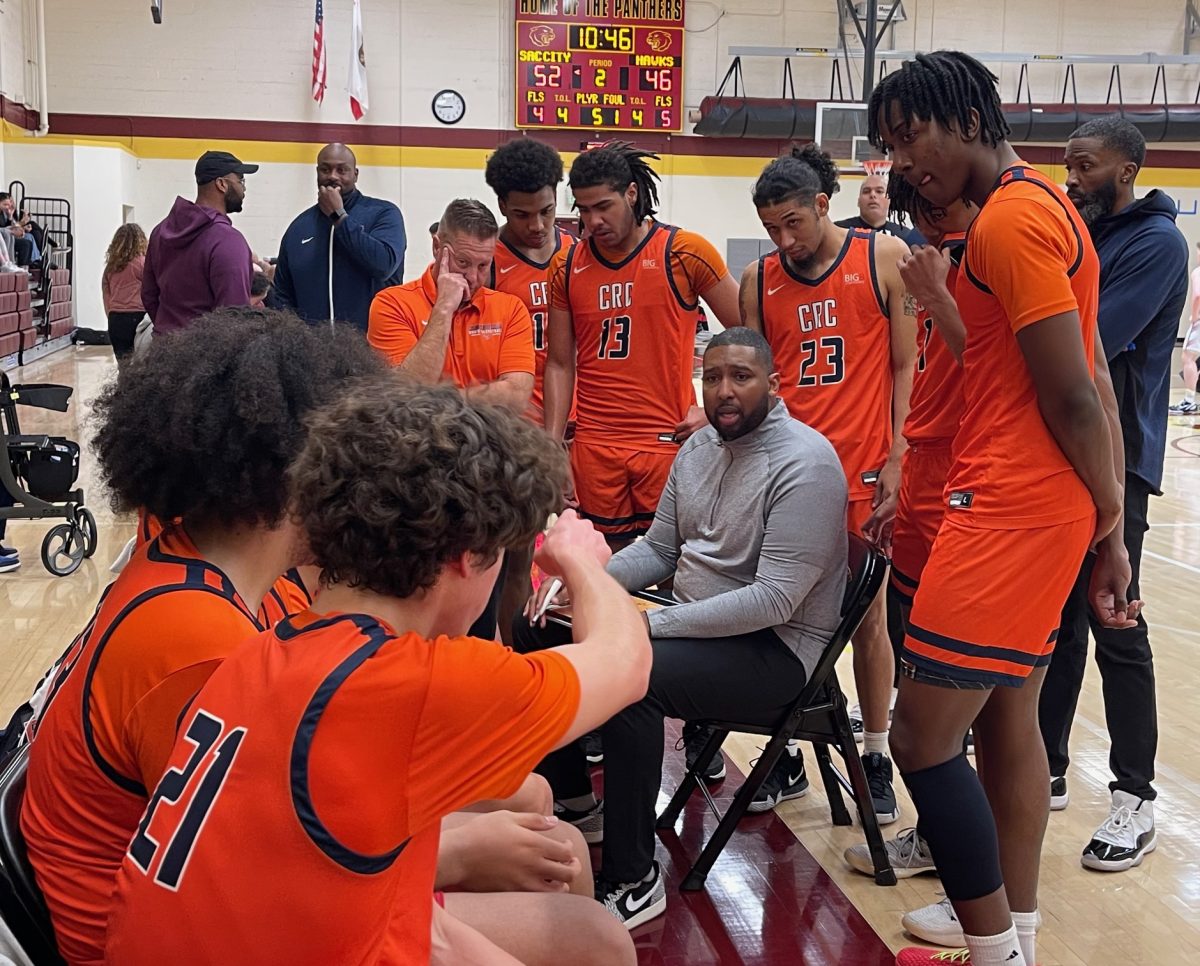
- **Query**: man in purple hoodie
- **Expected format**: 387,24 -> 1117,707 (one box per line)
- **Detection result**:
141,151 -> 258,333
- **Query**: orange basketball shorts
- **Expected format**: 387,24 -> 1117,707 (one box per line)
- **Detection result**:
571,440 -> 674,538
846,496 -> 876,540
890,443 -> 954,604
902,512 -> 1093,688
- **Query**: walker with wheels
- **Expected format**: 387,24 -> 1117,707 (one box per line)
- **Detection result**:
1,370 -> 96,576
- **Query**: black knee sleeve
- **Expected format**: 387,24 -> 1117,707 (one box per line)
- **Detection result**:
902,753 -> 1003,902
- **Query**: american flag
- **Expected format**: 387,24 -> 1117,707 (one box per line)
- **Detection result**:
311,0 -> 327,103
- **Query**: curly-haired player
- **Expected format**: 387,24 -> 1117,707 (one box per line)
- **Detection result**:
21,309 -> 385,966
106,378 -> 648,966
869,51 -> 1132,966
485,137 -> 577,644
741,143 -> 916,828
544,141 -> 741,549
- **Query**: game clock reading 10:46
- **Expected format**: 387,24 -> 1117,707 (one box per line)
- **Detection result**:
515,7 -> 684,133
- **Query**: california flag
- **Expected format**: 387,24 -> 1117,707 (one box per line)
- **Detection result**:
348,0 -> 369,120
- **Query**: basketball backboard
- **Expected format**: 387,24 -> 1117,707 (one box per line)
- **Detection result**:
814,102 -> 887,174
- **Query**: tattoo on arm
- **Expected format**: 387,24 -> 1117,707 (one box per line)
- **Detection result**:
903,294 -> 918,317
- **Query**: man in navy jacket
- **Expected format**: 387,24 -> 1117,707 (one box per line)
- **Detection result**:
273,143 -> 406,331
1040,116 -> 1188,875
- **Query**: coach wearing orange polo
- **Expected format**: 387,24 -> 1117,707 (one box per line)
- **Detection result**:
368,199 -> 534,412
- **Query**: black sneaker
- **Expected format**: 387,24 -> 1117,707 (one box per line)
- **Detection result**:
862,752 -> 900,825
581,730 -> 604,766
679,722 -> 726,783
1050,775 -> 1069,811
597,860 -> 667,930
1168,399 -> 1199,416
554,798 -> 604,844
747,748 -> 809,813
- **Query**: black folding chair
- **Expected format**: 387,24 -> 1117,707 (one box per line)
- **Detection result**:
656,532 -> 898,889
0,747 -> 66,964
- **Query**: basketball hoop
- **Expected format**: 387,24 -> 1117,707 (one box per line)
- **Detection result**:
862,159 -> 893,178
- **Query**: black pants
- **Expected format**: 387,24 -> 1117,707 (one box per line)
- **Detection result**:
467,552 -> 509,639
11,235 -> 34,267
1039,473 -> 1157,800
108,311 -> 145,363
511,616 -> 809,882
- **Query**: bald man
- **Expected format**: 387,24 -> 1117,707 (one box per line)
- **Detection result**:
835,173 -> 925,246
274,142 -> 408,331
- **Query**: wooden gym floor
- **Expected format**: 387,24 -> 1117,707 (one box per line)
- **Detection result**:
1,346 -> 1198,965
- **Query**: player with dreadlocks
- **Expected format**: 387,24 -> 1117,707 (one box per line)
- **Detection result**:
543,141 -> 741,551
868,52 -> 1134,966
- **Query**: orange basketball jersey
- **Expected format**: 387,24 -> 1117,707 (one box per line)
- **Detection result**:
758,229 -> 893,499
21,528 -> 265,965
257,567 -> 314,628
551,222 -> 724,453
950,165 -> 1098,528
903,231 -> 966,445
492,228 -> 576,423
106,611 -> 580,966
135,512 -> 312,628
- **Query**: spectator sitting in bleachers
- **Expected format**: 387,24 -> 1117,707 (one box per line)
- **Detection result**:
0,193 -> 40,269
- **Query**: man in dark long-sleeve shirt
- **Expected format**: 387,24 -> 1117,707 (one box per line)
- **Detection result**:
273,143 -> 406,331
511,328 -> 847,930
1040,117 -> 1188,875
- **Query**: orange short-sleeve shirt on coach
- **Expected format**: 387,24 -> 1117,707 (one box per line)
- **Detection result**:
367,266 -> 535,388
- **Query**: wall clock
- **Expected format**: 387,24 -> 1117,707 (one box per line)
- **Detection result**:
432,89 -> 466,125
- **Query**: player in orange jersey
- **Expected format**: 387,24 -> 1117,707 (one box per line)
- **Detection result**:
543,141 -> 741,549
741,143 -> 916,827
870,52 -> 1134,966
20,310 -> 385,966
888,179 -> 977,619
106,380 -> 646,966
842,178 -> 978,883
485,137 -> 577,645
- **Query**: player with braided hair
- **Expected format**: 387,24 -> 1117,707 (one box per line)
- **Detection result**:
870,51 -> 1133,966
741,142 -> 916,827
544,141 -> 740,549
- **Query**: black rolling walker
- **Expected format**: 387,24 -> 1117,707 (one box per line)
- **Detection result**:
1,371 -> 96,576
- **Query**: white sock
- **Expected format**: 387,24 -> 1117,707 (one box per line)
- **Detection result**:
559,793 -> 597,812
786,738 -> 802,757
1011,910 -> 1039,966
863,730 -> 889,756
964,925 -> 1026,965
1187,389 -> 1196,403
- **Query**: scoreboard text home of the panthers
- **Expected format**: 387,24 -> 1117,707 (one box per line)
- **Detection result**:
515,1 -> 685,133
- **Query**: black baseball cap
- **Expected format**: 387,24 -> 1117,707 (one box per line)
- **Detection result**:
195,151 -> 259,185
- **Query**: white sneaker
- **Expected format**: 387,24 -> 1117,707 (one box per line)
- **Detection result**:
1050,775 -> 1069,811
844,826 -> 937,878
1081,790 -> 1156,872
902,897 -> 1041,948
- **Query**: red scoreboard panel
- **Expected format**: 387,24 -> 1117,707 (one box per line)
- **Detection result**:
515,1 -> 685,133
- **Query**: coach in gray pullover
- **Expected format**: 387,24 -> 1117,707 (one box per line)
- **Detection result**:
513,327 -> 847,927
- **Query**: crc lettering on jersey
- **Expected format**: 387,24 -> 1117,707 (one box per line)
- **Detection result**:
797,298 -> 839,333
529,281 -> 548,308
599,281 -> 635,311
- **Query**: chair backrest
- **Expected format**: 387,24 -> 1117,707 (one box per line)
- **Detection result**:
794,532 -> 887,705
0,747 -> 64,964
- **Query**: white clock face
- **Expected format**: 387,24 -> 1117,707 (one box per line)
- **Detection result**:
432,90 -> 466,125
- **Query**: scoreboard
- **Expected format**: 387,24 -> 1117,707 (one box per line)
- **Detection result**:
514,1 -> 685,133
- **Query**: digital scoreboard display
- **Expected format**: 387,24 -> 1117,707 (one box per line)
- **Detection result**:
515,1 -> 685,133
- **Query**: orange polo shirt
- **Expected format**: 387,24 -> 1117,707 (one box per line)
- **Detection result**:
367,266 -> 535,388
